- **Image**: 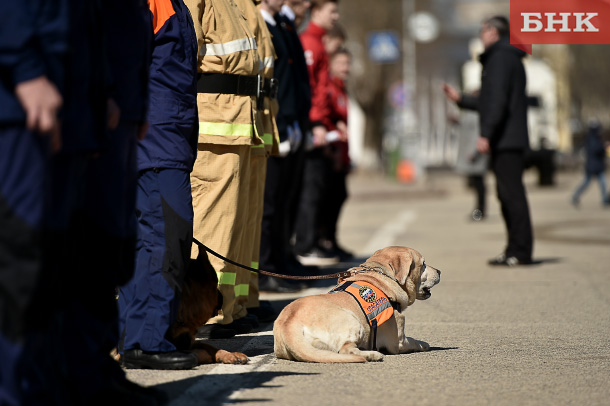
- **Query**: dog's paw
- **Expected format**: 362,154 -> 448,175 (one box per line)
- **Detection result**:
402,337 -> 430,353
110,348 -> 121,362
216,350 -> 249,364
361,350 -> 384,362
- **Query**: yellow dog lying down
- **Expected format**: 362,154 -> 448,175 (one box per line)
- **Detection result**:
274,246 -> 441,363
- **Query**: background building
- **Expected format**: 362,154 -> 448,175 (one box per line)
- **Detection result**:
339,0 -> 609,177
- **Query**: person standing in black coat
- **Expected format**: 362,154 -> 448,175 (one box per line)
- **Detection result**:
572,120 -> 610,208
444,16 -> 533,266
257,0 -> 310,293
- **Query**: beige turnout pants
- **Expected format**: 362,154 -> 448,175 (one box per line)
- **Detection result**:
245,151 -> 267,309
191,143 -> 251,325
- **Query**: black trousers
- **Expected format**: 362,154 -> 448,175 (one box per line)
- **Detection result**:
319,169 -> 348,245
492,150 -> 533,261
293,148 -> 332,254
260,147 -> 305,274
468,174 -> 486,214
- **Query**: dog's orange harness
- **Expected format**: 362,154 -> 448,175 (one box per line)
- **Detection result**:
329,281 -> 400,350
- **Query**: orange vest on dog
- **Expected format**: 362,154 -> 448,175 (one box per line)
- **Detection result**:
329,281 -> 399,349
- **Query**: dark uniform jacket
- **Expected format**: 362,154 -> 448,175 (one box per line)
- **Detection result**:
62,0 -> 111,152
278,14 -> 311,124
264,14 -> 298,140
103,0 -> 151,125
459,39 -> 529,152
0,0 -> 67,124
137,0 -> 198,172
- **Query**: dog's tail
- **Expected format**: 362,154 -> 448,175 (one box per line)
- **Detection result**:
273,318 -> 366,363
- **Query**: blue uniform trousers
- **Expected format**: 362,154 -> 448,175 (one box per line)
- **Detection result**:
119,168 -> 193,353
0,126 -> 49,406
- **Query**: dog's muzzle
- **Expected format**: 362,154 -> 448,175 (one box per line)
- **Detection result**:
419,264 -> 441,299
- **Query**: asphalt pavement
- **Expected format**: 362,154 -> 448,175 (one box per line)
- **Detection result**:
126,168 -> 610,406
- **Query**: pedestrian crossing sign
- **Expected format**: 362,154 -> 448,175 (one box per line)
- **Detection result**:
367,31 -> 401,64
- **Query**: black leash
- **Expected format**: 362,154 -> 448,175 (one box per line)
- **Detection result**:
192,238 -> 352,281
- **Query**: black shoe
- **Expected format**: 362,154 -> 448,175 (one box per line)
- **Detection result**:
285,258 -> 320,285
333,245 -> 354,261
122,349 -> 197,370
319,239 -> 354,261
287,254 -> 319,270
259,300 -> 273,308
258,275 -> 300,293
247,306 -> 278,323
225,318 -> 254,334
296,247 -> 339,266
488,253 -> 531,267
196,324 -> 237,339
243,313 -> 260,328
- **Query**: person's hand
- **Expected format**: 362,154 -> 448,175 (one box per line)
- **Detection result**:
336,121 -> 348,141
107,98 -> 121,130
15,75 -> 62,134
137,121 -> 149,141
312,125 -> 328,147
476,137 -> 490,154
15,75 -> 63,153
442,83 -> 461,103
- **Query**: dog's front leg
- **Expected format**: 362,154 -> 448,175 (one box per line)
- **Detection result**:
401,336 -> 429,353
191,342 -> 249,364
394,312 -> 410,352
394,313 -> 429,353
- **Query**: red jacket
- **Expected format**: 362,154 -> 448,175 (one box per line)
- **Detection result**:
328,76 -> 348,131
328,75 -> 350,169
300,22 -> 332,129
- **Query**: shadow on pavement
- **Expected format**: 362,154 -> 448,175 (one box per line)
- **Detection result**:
529,257 -> 563,266
154,371 -> 318,406
427,346 -> 459,352
380,346 -> 458,355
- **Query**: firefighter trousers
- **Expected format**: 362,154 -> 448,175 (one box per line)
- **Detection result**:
191,144 -> 251,325
245,151 -> 267,309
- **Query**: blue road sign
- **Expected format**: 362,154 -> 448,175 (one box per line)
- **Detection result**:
367,31 -> 401,64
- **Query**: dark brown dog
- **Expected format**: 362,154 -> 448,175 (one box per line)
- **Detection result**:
113,252 -> 248,365
167,252 -> 249,365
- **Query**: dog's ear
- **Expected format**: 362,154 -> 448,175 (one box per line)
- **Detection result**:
189,250 -> 218,285
393,250 -> 415,286
368,246 -> 423,286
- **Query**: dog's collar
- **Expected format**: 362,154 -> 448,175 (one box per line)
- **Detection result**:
348,264 -> 400,285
